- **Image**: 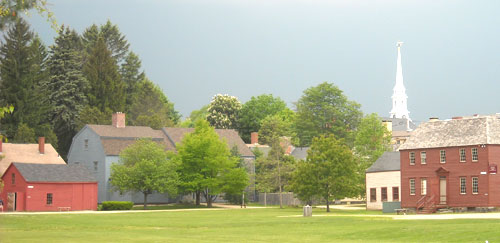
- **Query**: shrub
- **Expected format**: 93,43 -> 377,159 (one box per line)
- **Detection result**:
101,201 -> 134,211
224,192 -> 249,205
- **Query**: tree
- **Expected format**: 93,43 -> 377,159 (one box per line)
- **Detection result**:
110,139 -> 179,209
175,120 -> 248,207
290,135 -> 360,212
258,113 -> 294,146
238,94 -> 288,143
295,82 -> 362,147
255,154 -> 295,207
83,37 -> 125,112
45,25 -> 88,156
13,123 -> 36,143
82,20 -> 130,64
76,106 -> 112,130
0,0 -> 57,30
206,94 -> 241,129
179,105 -> 209,128
128,78 -> 179,128
120,51 -> 145,109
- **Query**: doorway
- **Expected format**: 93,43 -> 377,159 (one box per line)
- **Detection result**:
7,192 -> 16,211
439,177 -> 447,204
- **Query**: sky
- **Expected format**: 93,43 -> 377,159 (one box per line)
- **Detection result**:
24,0 -> 500,123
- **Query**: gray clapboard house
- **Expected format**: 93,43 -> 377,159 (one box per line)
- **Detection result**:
67,112 -> 255,203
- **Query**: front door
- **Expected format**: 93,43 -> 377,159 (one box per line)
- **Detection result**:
7,192 -> 16,211
439,177 -> 447,204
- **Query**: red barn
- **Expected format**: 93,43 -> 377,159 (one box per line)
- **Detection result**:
400,115 -> 500,213
1,163 -> 97,212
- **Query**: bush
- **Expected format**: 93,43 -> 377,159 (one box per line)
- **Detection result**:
224,192 -> 249,205
101,201 -> 134,211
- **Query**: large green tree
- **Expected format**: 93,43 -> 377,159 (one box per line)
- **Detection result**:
179,105 -> 209,128
290,135 -> 360,212
295,82 -> 362,147
82,20 -> 130,64
120,51 -> 145,109
238,94 -> 288,143
0,0 -> 57,30
206,94 -> 241,129
45,25 -> 88,156
83,36 -> 125,112
175,120 -> 248,207
110,139 -> 179,209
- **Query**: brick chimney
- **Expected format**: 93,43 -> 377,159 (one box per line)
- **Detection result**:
38,137 -> 45,154
112,112 -> 126,128
251,132 -> 258,145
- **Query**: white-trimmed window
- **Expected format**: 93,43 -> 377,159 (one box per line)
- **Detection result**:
460,177 -> 467,194
472,148 -> 478,162
409,152 -> 415,165
421,178 -> 427,195
440,150 -> 446,163
459,148 -> 466,162
421,151 -> 427,164
410,179 -> 416,195
472,177 -> 479,194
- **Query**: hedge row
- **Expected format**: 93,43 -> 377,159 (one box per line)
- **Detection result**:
101,201 -> 134,210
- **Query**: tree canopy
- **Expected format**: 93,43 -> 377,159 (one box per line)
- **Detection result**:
206,94 -> 241,129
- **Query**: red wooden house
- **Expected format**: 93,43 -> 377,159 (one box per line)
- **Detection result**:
399,115 -> 500,212
1,163 -> 97,212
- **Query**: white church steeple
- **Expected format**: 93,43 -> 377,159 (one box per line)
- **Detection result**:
389,41 -> 410,120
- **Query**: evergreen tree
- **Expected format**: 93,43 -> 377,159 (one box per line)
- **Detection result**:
120,51 -> 145,110
13,123 -> 36,143
82,20 -> 130,64
45,26 -> 89,156
83,37 -> 125,112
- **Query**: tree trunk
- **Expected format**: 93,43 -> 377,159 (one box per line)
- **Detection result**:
277,152 -> 283,209
207,195 -> 212,208
326,195 -> 330,212
143,193 -> 148,210
195,191 -> 201,206
264,192 -> 267,207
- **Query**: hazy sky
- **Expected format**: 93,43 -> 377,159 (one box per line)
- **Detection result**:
25,0 -> 500,123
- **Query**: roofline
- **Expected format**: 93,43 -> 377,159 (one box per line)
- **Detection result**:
399,144 -> 490,151
366,169 -> 400,173
161,128 -> 177,149
100,136 -> 164,140
25,181 -> 98,184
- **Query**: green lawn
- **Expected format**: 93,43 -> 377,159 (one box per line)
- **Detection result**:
1,207 -> 499,242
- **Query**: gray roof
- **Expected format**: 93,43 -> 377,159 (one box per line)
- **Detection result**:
399,115 -> 500,150
12,163 -> 96,182
290,147 -> 309,160
382,117 -> 417,131
366,151 -> 400,173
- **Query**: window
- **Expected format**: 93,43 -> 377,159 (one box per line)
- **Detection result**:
459,148 -> 466,162
440,150 -> 446,163
409,152 -> 415,165
410,179 -> 416,195
421,178 -> 427,195
421,151 -> 427,164
472,148 -> 478,162
460,177 -> 467,194
392,187 -> 399,201
381,187 -> 388,202
472,177 -> 479,194
370,188 -> 376,202
47,193 -> 53,205
93,161 -> 98,171
11,173 -> 15,184
84,139 -> 89,150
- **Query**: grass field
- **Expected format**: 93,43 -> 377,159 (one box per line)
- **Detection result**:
1,207 -> 500,242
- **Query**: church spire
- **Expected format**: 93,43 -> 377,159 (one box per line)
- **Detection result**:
389,41 -> 410,120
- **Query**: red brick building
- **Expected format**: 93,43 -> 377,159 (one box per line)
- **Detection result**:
400,115 -> 500,212
1,163 -> 97,212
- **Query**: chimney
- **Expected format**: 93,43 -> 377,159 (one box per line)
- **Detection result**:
452,116 -> 463,120
251,132 -> 259,145
0,137 -> 3,153
429,117 -> 439,122
112,112 -> 126,128
38,137 -> 45,154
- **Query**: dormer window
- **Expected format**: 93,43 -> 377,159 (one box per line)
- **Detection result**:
84,139 -> 89,150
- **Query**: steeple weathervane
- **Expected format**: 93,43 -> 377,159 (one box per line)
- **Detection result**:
389,41 -> 410,120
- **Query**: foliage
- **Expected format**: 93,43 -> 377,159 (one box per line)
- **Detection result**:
290,135 -> 360,212
294,82 -> 362,147
110,139 -> 179,209
13,123 -> 36,143
179,105 -> 209,128
206,94 -> 241,129
258,114 -> 294,146
174,120 -> 248,207
238,94 -> 288,143
82,20 -> 130,64
45,25 -> 88,154
224,191 -> 249,205
354,113 -> 392,170
83,36 -> 125,112
101,201 -> 134,211
76,106 -> 112,130
120,51 -> 145,109
0,0 -> 57,30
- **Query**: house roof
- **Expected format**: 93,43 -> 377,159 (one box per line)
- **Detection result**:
290,147 -> 309,161
399,115 -> 500,150
163,127 -> 254,157
10,162 -> 96,182
87,125 -> 164,139
366,151 -> 400,173
0,143 -> 66,176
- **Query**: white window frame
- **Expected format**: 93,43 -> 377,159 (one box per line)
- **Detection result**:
421,178 -> 427,195
410,179 -> 416,195
409,152 -> 415,165
421,151 -> 427,164
472,177 -> 479,194
472,148 -> 478,162
460,177 -> 467,194
459,148 -> 466,162
440,150 -> 446,163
